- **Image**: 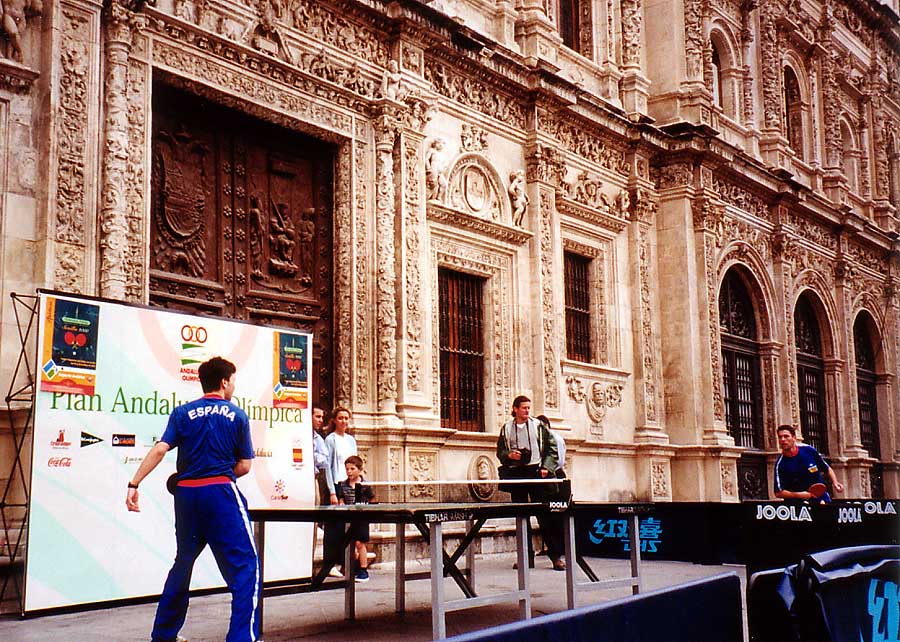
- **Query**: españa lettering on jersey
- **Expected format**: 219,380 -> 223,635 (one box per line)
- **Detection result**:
187,404 -> 237,422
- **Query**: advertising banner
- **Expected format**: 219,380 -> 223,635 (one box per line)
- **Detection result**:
27,292 -> 315,612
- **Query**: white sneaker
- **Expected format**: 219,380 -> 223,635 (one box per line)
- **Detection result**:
328,566 -> 344,578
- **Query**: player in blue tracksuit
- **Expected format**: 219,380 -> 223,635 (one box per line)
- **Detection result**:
774,424 -> 843,503
126,356 -> 260,642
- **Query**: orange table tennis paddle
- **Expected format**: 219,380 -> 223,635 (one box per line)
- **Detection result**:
808,482 -> 827,498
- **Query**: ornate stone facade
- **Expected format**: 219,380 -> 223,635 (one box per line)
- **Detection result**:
1,0 -> 898,506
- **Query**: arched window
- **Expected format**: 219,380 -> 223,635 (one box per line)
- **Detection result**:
854,316 -> 880,455
711,45 -> 722,108
783,67 -> 804,160
719,270 -> 763,448
854,313 -> 883,498
794,294 -> 827,454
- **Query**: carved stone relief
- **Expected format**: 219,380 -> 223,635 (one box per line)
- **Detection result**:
650,460 -> 671,499
444,153 -> 510,223
721,462 -> 737,499
467,454 -> 497,502
566,376 -> 624,436
424,60 -> 526,129
621,0 -> 643,67
409,451 -> 436,498
0,0 -> 41,63
460,124 -> 488,152
56,8 -> 92,257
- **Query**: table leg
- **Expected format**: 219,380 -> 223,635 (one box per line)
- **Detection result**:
564,513 -> 575,610
430,521 -> 446,640
254,521 -> 265,636
395,521 -> 406,614
344,523 -> 355,620
515,515 -> 532,620
628,513 -> 642,595
465,519 -> 475,589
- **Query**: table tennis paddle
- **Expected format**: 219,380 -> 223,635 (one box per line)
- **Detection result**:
808,482 -> 827,498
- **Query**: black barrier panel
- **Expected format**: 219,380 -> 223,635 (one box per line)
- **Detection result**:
574,501 -> 899,570
744,500 -> 899,576
749,545 -> 900,642
575,503 -> 744,564
445,572 -> 744,642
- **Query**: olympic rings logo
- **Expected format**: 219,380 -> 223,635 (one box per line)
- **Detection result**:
181,325 -> 208,343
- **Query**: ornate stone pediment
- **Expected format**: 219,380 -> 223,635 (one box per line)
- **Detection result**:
427,203 -> 532,245
0,58 -> 38,93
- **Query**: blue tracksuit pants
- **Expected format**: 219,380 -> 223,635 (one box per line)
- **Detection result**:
151,482 -> 260,642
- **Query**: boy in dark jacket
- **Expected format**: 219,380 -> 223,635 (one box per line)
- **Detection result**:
336,455 -> 375,581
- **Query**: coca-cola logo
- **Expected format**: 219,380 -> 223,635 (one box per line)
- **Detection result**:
48,457 -> 72,468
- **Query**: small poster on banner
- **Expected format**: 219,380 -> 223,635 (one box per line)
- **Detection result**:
39,296 -> 100,396
273,331 -> 309,408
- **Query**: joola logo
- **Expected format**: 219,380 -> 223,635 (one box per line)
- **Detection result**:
548,501 -> 569,512
755,504 -> 813,522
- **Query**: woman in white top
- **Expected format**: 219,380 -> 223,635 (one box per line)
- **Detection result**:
324,406 -> 358,505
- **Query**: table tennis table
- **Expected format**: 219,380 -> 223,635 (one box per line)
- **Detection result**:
249,502 -> 542,640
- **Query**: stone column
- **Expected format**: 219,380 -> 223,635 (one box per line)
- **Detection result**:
372,102 -> 402,418
99,1 -> 141,299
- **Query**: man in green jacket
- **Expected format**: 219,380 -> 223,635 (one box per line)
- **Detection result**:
496,394 -> 564,570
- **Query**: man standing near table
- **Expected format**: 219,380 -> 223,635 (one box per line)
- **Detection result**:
497,395 -> 564,570
774,424 -> 844,503
312,405 -> 329,505
125,356 -> 260,642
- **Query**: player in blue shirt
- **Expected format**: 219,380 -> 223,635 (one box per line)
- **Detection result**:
126,356 -> 259,642
774,424 -> 844,503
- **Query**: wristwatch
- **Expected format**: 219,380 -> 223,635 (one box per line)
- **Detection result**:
127,481 -> 139,489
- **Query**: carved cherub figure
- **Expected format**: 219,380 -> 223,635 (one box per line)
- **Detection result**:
380,59 -> 404,101
2,0 -> 41,63
508,170 -> 529,226
425,138 -> 449,202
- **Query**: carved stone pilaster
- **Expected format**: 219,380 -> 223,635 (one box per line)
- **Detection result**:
54,4 -> 101,293
759,2 -> 782,132
372,103 -> 401,414
397,93 -> 435,403
100,2 -> 145,299
683,0 -> 705,82
621,0 -> 642,68
334,142 -> 354,407
629,189 -> 665,440
538,189 -> 560,409
694,197 -> 733,445
820,50 -> 841,170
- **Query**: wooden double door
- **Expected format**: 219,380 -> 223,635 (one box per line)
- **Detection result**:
149,83 -> 335,407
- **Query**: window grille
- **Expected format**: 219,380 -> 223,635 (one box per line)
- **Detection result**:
719,271 -> 763,448
795,296 -> 828,454
439,269 -> 485,432
564,252 -> 591,363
